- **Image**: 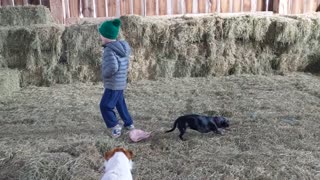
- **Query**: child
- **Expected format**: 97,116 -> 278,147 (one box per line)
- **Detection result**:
98,18 -> 134,138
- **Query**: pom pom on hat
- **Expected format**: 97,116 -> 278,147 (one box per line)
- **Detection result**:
99,18 -> 121,39
112,19 -> 121,27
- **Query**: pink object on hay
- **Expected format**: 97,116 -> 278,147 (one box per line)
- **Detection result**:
129,129 -> 151,142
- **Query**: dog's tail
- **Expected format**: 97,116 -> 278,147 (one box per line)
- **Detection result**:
165,119 -> 178,133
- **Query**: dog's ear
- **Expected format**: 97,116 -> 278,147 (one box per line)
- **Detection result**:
127,150 -> 133,160
104,149 -> 115,160
120,148 -> 133,160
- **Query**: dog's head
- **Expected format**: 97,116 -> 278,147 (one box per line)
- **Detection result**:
213,116 -> 230,128
104,147 -> 133,161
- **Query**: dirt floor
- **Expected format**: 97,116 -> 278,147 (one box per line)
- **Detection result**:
0,73 -> 319,180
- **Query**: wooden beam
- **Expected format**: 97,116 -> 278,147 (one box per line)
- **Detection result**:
81,0 -> 95,17
313,0 -> 320,11
198,0 -> 206,13
209,0 -> 217,13
268,0 -> 273,11
172,0 -> 179,14
69,0 -> 79,17
29,0 -> 40,5
305,0 -> 314,13
132,0 -> 141,15
274,0 -> 288,14
146,0 -> 156,15
243,0 -> 251,11
316,0 -> 320,11
1,0 -> 14,6
159,0 -> 167,15
96,0 -> 106,17
185,0 -> 192,13
14,0 -> 24,5
256,0 -> 265,11
49,0 -> 64,23
220,0 -> 229,12
233,0 -> 241,12
120,0 -> 131,15
107,0 -> 116,17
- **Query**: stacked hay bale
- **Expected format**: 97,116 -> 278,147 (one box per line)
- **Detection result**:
0,6 -> 64,87
120,14 -> 320,81
0,69 -> 20,98
1,6 -> 320,88
59,22 -> 102,84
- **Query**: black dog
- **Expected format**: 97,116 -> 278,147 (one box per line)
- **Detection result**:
165,114 -> 230,140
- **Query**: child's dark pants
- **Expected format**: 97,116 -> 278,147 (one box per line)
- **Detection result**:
100,88 -> 133,128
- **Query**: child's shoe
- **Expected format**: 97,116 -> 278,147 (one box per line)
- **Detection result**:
111,124 -> 122,138
125,124 -> 135,130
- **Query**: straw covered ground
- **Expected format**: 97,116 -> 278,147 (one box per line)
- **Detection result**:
0,73 -> 320,180
1,6 -> 320,180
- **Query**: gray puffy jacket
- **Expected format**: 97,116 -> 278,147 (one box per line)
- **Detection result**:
101,41 -> 131,90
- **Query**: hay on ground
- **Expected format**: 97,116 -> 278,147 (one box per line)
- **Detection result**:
0,68 -> 20,98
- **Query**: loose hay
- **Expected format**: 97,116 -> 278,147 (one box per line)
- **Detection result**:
0,68 -> 20,98
0,73 -> 319,179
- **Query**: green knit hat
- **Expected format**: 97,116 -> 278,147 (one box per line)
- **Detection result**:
99,18 -> 121,39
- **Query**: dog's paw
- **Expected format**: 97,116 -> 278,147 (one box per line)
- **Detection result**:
217,128 -> 225,135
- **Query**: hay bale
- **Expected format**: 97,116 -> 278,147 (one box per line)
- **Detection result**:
60,23 -> 102,83
2,9 -> 320,87
0,6 -> 54,26
119,14 -> 320,81
0,24 -> 65,86
0,68 -> 20,97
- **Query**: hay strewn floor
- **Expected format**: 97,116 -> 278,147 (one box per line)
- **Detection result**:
0,73 -> 319,180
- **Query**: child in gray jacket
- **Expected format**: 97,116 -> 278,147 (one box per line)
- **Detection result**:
98,18 -> 134,138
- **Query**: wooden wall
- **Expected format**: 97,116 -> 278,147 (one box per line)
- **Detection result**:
1,0 -> 320,24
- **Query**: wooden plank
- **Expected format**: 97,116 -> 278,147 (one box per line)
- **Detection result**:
256,0 -> 265,11
65,17 -> 113,25
14,0 -> 24,5
172,0 -> 179,14
69,0 -> 79,17
198,0 -> 206,13
146,0 -> 156,15
243,0 -> 251,11
209,0 -> 217,12
273,0 -> 280,13
133,0 -> 142,15
313,0 -> 320,11
233,0 -> 241,12
49,0 -> 64,23
96,0 -> 106,17
159,0 -> 167,15
41,0 -> 50,7
316,0 -> 320,11
305,0 -> 314,12
82,0 -> 94,17
268,0 -> 273,11
274,0 -> 288,14
107,0 -> 116,17
292,0 -> 304,14
185,0 -> 192,13
120,0 -> 131,15
29,0 -> 41,5
1,0 -> 14,6
220,0 -> 229,12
